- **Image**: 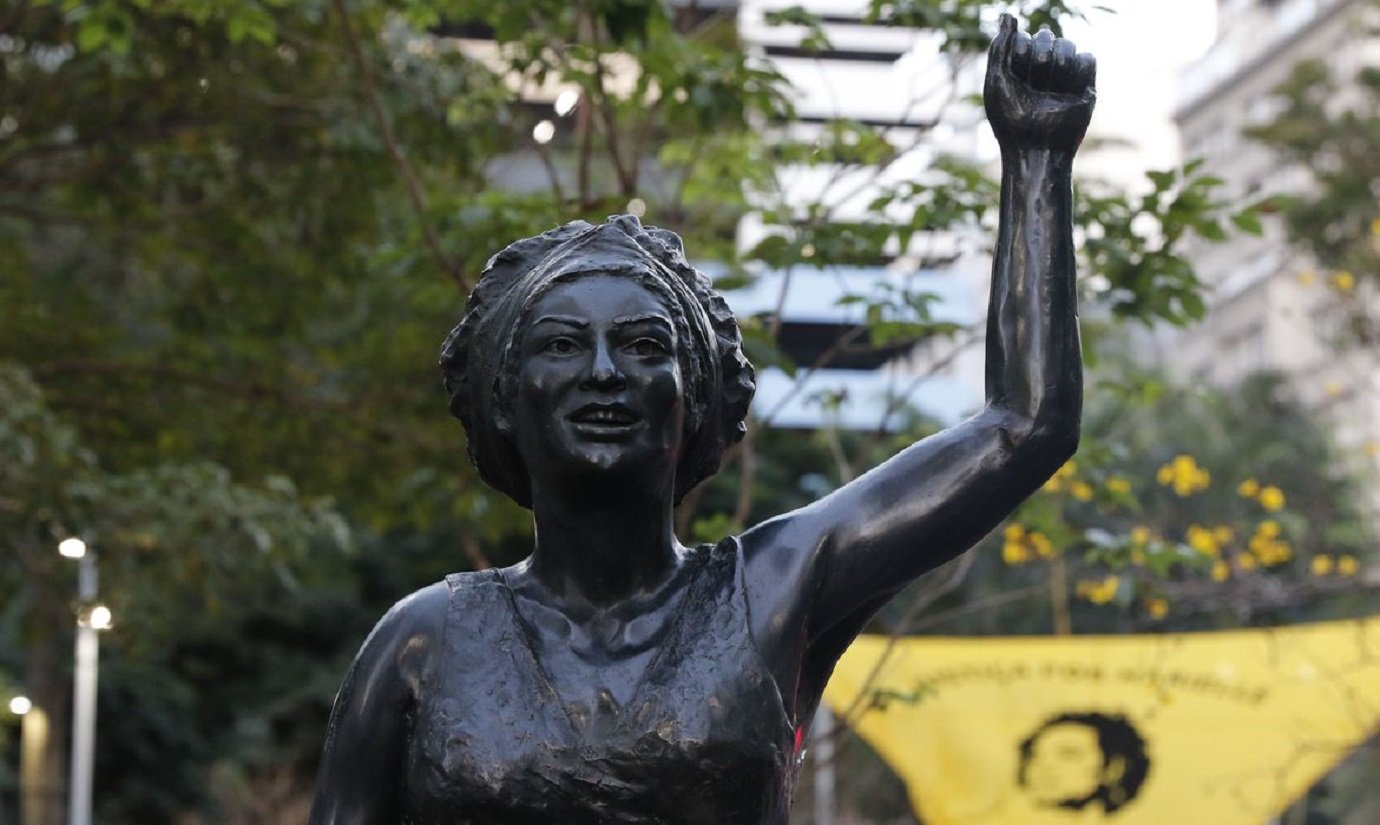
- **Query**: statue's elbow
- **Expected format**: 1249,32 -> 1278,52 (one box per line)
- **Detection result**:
996,408 -> 1079,470
1029,412 -> 1080,469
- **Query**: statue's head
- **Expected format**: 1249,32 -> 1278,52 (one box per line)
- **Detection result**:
439,215 -> 755,508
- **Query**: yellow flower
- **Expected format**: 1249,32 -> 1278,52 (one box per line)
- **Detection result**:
1029,531 -> 1055,558
1238,478 -> 1260,498
1326,381 -> 1344,398
1146,598 -> 1169,620
1043,476 -> 1064,493
1159,455 -> 1211,496
1298,270 -> 1317,285
1365,441 -> 1380,458
1236,554 -> 1258,572
1130,549 -> 1147,566
1371,218 -> 1380,237
1211,560 -> 1230,582
1004,523 -> 1026,542
1002,541 -> 1029,565
1212,525 -> 1235,545
1331,271 -> 1356,292
1252,537 -> 1292,566
1106,476 -> 1132,495
1311,555 -> 1334,576
1186,524 -> 1218,556
1056,460 -> 1078,479
1258,486 -> 1286,512
1129,526 -> 1151,546
1338,555 -> 1359,577
1077,576 -> 1121,605
1071,481 -> 1094,502
1256,520 -> 1280,538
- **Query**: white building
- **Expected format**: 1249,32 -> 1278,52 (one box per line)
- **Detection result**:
1166,0 -> 1380,506
727,0 -> 998,430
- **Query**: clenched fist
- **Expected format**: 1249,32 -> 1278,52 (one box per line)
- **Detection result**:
985,14 -> 1096,154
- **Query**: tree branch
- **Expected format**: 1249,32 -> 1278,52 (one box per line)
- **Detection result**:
330,0 -> 469,290
731,422 -> 757,525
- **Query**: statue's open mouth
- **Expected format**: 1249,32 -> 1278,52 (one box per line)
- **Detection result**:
569,403 -> 639,427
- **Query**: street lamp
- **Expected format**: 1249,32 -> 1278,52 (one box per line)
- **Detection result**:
60,536 -> 107,825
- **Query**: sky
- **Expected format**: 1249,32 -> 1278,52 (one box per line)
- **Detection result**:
1062,0 -> 1220,183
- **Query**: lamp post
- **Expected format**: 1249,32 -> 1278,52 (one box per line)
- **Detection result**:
8,695 -> 47,825
6,696 -> 30,823
58,538 -> 107,825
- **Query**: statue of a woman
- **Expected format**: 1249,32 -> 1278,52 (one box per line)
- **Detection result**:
309,16 -> 1094,824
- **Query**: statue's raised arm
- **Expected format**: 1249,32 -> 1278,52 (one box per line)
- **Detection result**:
738,14 -> 1096,709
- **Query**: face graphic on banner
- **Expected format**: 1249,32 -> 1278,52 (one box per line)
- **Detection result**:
1017,712 -> 1151,815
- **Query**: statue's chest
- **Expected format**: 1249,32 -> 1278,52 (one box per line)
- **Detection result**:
403,548 -> 796,825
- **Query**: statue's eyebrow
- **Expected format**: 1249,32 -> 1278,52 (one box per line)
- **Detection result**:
613,313 -> 673,327
531,315 -> 589,328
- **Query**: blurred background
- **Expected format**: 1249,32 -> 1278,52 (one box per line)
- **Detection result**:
1,0 -> 1377,822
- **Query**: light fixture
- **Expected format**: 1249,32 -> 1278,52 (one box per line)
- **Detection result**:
8,696 -> 31,716
87,605 -> 113,631
59,538 -> 87,559
554,89 -> 580,117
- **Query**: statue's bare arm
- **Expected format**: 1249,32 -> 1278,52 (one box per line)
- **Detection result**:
740,16 -> 1096,697
307,582 -> 447,825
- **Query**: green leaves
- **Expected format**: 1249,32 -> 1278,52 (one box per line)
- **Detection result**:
57,0 -> 286,53
763,5 -> 832,53
1246,55 -> 1380,347
869,0 -> 1089,52
1078,161 -> 1259,326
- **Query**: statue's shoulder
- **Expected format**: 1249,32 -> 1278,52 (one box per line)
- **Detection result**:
369,579 -> 450,646
442,567 -> 503,590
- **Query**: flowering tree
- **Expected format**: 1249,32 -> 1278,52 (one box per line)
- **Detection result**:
998,371 -> 1374,631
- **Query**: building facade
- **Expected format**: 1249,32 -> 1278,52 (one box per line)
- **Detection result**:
1169,0 -> 1380,509
729,0 -> 997,430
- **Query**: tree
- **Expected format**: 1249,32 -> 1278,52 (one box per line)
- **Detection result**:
1245,50 -> 1380,348
797,367 -> 1379,823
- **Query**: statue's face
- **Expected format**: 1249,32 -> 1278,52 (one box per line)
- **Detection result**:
1022,723 -> 1105,806
512,274 -> 685,489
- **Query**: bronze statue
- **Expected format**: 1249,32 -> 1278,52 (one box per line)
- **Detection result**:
309,15 -> 1095,824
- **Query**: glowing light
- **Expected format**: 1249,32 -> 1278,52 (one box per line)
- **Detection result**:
554,90 -> 579,117
59,538 -> 87,559
532,120 -> 556,144
89,605 -> 112,631
8,696 -> 31,715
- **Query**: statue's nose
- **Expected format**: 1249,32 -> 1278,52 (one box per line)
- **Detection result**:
584,340 -> 626,389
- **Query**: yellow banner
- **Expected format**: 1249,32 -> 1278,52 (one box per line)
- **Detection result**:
822,618 -> 1380,825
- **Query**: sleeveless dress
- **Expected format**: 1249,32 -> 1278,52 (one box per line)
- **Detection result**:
403,540 -> 800,824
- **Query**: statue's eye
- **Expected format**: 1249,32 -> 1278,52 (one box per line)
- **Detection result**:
627,338 -> 667,357
542,337 -> 579,355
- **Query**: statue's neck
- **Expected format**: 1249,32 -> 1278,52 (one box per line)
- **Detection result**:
524,484 -> 681,610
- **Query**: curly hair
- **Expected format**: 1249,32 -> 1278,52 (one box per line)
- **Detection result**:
438,215 -> 755,508
1017,711 -> 1151,814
